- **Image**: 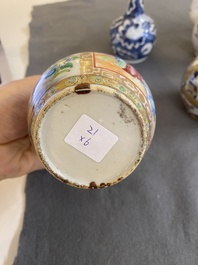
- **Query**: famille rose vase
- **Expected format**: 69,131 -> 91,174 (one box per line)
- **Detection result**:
110,0 -> 156,63
181,56 -> 198,119
28,52 -> 156,189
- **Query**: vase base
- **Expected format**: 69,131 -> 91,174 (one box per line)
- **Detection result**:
125,57 -> 148,64
37,84 -> 146,189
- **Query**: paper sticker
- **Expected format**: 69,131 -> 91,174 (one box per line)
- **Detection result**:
64,114 -> 118,162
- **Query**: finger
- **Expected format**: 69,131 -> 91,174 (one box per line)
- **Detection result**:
0,76 -> 40,144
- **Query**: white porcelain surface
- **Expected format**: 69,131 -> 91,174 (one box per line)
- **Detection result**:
190,1 -> 198,55
190,0 -> 198,23
39,89 -> 142,187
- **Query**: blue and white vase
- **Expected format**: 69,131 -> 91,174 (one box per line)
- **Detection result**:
110,0 -> 156,64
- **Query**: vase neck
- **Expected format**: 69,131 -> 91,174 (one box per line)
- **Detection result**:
125,0 -> 144,17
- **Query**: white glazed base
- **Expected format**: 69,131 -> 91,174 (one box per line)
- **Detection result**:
125,57 -> 148,64
36,85 -> 145,188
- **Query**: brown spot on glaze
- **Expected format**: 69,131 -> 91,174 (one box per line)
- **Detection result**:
61,179 -> 69,184
100,183 -> 106,188
75,83 -> 91,94
89,181 -> 97,189
118,103 -> 134,124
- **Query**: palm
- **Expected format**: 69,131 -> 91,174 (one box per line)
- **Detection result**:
0,76 -> 44,180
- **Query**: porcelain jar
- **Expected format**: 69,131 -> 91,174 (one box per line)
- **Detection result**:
28,52 -> 156,188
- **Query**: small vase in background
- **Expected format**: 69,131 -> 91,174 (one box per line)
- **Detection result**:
110,0 -> 156,64
190,0 -> 198,55
181,57 -> 198,119
190,0 -> 198,23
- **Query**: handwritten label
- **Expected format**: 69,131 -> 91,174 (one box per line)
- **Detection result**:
64,114 -> 118,162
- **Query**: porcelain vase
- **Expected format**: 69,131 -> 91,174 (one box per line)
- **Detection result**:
190,0 -> 198,23
110,0 -> 156,64
181,57 -> 198,119
190,0 -> 198,55
28,52 -> 156,189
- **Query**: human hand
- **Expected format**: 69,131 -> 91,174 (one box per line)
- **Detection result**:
0,76 -> 44,181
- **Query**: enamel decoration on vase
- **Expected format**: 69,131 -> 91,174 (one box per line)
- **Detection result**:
181,57 -> 198,119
